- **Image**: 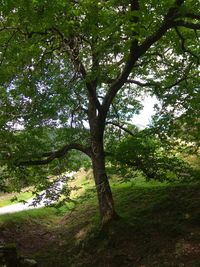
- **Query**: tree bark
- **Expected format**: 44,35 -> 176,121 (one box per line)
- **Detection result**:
91,140 -> 118,226
87,83 -> 118,225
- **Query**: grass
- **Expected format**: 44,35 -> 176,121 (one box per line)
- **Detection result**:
0,169 -> 94,210
0,190 -> 33,207
0,172 -> 200,267
0,169 -> 94,223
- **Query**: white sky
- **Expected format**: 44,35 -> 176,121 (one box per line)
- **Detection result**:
131,95 -> 158,128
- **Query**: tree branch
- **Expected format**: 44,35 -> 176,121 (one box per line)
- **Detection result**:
175,27 -> 199,63
184,13 -> 200,20
176,0 -> 184,5
174,20 -> 200,30
0,29 -> 18,66
104,78 -> 156,87
106,121 -> 135,136
164,74 -> 190,90
102,1 -> 200,114
52,27 -> 101,112
126,80 -> 157,87
102,0 -> 140,113
19,143 -> 92,166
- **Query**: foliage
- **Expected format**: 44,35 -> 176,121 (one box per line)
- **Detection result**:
0,127 -> 90,191
0,0 -> 200,220
106,129 -> 198,182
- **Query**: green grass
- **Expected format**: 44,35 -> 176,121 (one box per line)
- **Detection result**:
0,175 -> 200,267
0,206 -> 59,224
0,195 -> 80,225
0,170 -> 94,224
0,191 -> 33,207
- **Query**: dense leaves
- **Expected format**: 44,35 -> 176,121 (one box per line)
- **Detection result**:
106,129 -> 197,182
0,0 -> 199,220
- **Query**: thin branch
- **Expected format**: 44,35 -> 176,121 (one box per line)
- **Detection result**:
19,143 -> 92,166
106,121 -> 135,136
104,78 -> 155,87
26,29 -> 50,38
174,20 -> 200,30
126,80 -> 156,87
184,13 -> 200,20
164,75 -> 190,90
175,27 -> 199,63
0,30 -> 18,66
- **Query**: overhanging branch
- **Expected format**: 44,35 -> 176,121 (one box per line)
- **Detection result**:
19,143 -> 92,166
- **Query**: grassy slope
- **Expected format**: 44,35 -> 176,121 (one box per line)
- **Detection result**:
0,178 -> 200,267
0,169 -> 93,209
0,191 -> 33,207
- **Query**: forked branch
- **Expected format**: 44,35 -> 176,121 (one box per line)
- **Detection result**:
102,1 -> 200,113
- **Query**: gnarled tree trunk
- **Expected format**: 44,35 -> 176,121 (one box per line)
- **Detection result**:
91,139 -> 117,225
88,89 -> 119,225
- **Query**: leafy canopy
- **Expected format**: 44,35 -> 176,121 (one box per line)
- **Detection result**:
0,0 -> 200,191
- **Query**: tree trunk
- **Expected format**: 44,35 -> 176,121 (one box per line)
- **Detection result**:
91,141 -> 118,226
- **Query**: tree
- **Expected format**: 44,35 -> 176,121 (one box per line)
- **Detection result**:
105,127 -> 197,182
0,0 -> 199,225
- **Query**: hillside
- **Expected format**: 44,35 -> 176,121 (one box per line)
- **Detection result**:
0,178 -> 200,267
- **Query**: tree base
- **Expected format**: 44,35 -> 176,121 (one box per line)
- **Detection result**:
101,211 -> 121,228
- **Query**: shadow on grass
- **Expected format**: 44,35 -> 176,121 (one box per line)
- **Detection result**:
0,182 -> 200,267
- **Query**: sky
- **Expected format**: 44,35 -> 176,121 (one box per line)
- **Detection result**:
131,95 -> 158,129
